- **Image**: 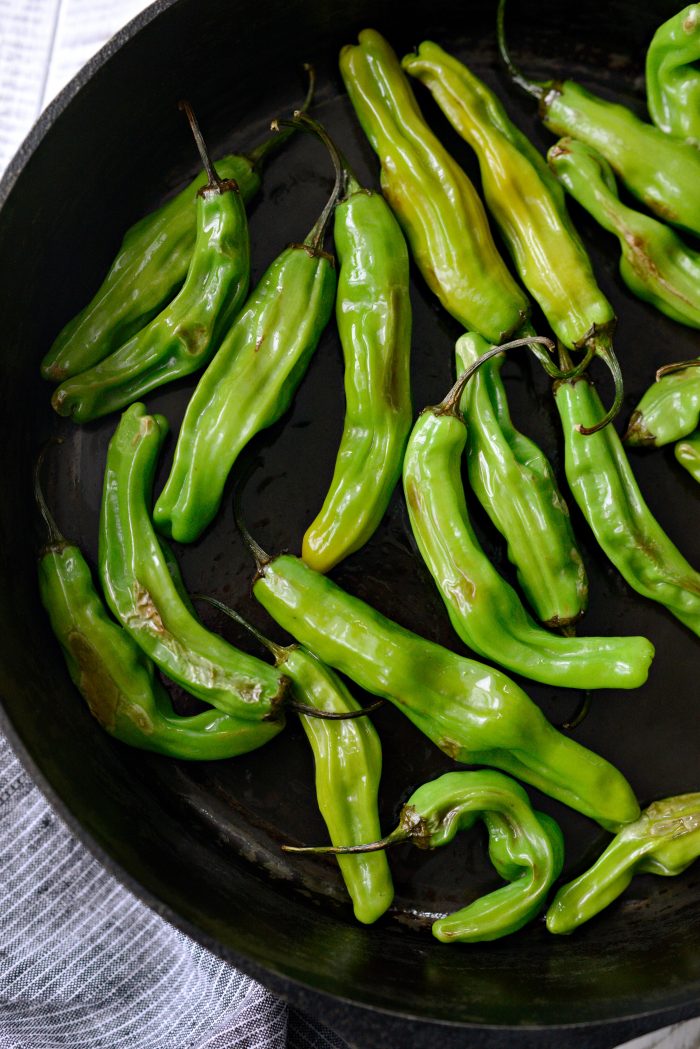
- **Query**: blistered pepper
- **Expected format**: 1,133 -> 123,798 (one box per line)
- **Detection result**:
646,5 -> 700,143
547,793 -> 700,933
625,360 -> 700,446
248,549 -> 641,830
99,403 -> 289,720
498,0 -> 700,238
549,138 -> 700,330
402,341 -> 654,689
286,770 -> 564,943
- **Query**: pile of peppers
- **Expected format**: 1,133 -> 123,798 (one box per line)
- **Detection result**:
34,6 -> 700,947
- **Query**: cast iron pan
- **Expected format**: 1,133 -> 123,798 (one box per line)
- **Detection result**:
1,0 -> 699,1045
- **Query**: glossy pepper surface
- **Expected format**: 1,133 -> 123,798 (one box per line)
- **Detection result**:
456,333 -> 587,627
625,360 -> 700,447
554,369 -> 700,637
646,5 -> 700,143
498,0 -> 700,238
288,770 -> 563,942
402,352 -> 654,689
251,552 -> 641,830
99,402 -> 288,719
36,472 -> 282,759
154,184 -> 338,544
339,29 -> 530,344
302,164 -> 412,573
675,431 -> 700,482
547,793 -> 700,934
549,138 -> 700,330
51,124 -> 251,422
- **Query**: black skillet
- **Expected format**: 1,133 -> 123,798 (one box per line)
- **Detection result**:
1,0 -> 699,1045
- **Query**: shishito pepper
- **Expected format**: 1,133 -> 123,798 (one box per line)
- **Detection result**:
547,793 -> 700,934
301,127 -> 412,573
41,74 -> 313,383
548,138 -> 700,330
402,341 -> 654,689
456,333 -> 587,628
50,104 -> 251,422
36,458 -> 282,759
498,0 -> 700,238
625,360 -> 700,447
339,28 -> 530,345
675,431 -> 700,483
646,4 -> 700,143
154,161 -> 339,544
99,402 -> 289,720
285,770 -> 564,943
554,362 -> 700,638
249,549 -> 641,830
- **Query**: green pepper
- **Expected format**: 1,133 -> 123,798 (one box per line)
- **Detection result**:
646,4 -> 700,143
625,360 -> 700,447
338,29 -> 530,345
554,364 -> 700,638
35,459 -> 282,759
301,128 -> 412,573
249,550 -> 641,830
153,166 -> 339,544
402,342 -> 654,689
201,596 -> 393,925
456,333 -> 587,628
50,105 -> 251,422
99,402 -> 289,720
547,792 -> 700,934
498,0 -> 700,238
285,770 -> 563,943
41,74 -> 313,383
548,138 -> 700,330
675,431 -> 700,483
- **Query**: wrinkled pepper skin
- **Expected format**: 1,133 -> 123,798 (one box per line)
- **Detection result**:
99,403 -> 289,719
555,374 -> 700,637
547,793 -> 700,934
403,42 -> 615,352
253,553 -> 641,830
283,645 -> 394,924
395,771 -> 564,942
402,383 -> 654,689
302,174 -> 412,573
549,138 -> 700,330
42,156 -> 260,383
51,175 -> 251,422
339,29 -> 530,343
39,542 -> 283,759
456,334 -> 586,627
675,431 -> 700,483
625,361 -> 700,446
646,5 -> 700,143
154,230 -> 336,544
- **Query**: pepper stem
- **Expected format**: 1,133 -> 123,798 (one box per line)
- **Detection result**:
496,0 -> 546,100
34,440 -> 67,549
246,63 -> 316,172
282,825 -> 409,855
178,100 -> 227,193
575,335 -> 624,435
656,359 -> 700,381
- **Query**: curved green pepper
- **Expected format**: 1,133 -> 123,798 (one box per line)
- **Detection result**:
154,180 -> 339,544
554,367 -> 700,637
675,431 -> 700,483
339,29 -> 530,344
456,333 -> 587,627
99,402 -> 289,720
498,0 -> 700,237
302,160 -> 412,573
402,350 -> 654,689
549,138 -> 700,330
251,551 -> 641,830
625,360 -> 700,446
36,468 -> 282,759
51,109 -> 250,422
286,770 -> 563,943
547,792 -> 700,934
646,5 -> 700,143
